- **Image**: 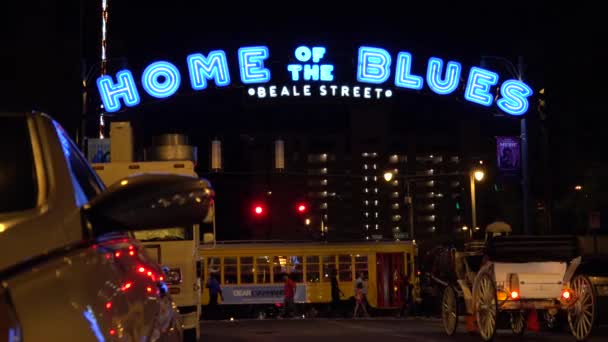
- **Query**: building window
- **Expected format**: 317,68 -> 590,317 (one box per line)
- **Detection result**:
392,203 -> 400,210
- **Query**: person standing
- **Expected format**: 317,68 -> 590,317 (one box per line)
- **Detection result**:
282,273 -> 297,318
330,268 -> 344,316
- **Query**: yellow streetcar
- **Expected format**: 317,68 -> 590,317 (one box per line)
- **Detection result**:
199,240 -> 420,318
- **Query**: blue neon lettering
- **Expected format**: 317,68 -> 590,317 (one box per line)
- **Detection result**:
496,80 -> 533,116
238,46 -> 271,84
394,52 -> 423,90
303,64 -> 320,81
357,46 -> 391,84
186,51 -> 231,90
312,47 -> 326,63
464,67 -> 499,107
320,65 -> 334,81
96,70 -> 140,113
295,46 -> 312,62
141,61 -> 181,98
287,65 -> 303,81
426,57 -> 461,95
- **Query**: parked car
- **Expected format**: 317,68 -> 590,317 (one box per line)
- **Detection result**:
0,111 -> 214,341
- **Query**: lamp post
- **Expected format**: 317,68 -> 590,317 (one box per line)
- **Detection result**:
481,55 -> 530,235
470,168 -> 485,235
384,167 -> 485,242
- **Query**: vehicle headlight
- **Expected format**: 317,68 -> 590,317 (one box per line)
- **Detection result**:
165,268 -> 182,285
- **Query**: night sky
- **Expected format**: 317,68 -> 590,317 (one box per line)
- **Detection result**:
1,1 -> 605,203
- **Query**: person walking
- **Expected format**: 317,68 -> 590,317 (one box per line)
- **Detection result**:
330,268 -> 344,316
206,272 -> 223,320
353,272 -> 370,317
282,273 -> 297,318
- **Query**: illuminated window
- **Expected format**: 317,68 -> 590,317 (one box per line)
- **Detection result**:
355,255 -> 368,280
363,164 -> 368,170
362,152 -> 369,157
392,203 -> 400,210
392,192 -> 400,198
223,257 -> 237,284
274,256 -> 303,283
338,255 -> 353,281
240,256 -> 254,284
322,179 -> 328,186
306,256 -> 320,282
321,255 -> 336,282
373,200 -> 379,206
374,224 -> 379,229
364,188 -> 369,193
364,200 -> 369,206
392,215 -> 402,222
393,180 -> 399,186
321,168 -> 328,174
372,164 -> 377,170
389,154 -> 399,163
374,188 -> 378,193
320,202 -> 328,209
373,176 -> 378,182
365,224 -> 369,229
371,152 -> 378,157
364,212 -> 369,218
364,176 -> 368,182
374,212 -> 379,218
256,256 -> 271,284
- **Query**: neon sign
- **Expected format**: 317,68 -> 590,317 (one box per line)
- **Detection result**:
97,44 -> 533,116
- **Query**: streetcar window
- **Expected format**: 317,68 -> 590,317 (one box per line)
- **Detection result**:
240,257 -> 254,284
273,256 -> 303,283
321,255 -> 336,282
256,256 -> 271,284
224,257 -> 237,284
338,255 -> 353,281
207,257 -> 221,284
355,255 -> 369,280
306,256 -> 320,282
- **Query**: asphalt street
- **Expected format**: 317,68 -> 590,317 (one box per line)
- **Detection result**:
200,317 -> 608,342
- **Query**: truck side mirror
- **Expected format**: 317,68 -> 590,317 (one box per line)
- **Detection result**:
83,173 -> 214,237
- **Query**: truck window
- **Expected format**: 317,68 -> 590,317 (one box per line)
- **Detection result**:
0,117 -> 37,213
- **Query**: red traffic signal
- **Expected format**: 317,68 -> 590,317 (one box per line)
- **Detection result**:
296,203 -> 308,214
253,204 -> 265,216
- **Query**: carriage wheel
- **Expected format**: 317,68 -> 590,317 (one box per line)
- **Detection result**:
442,286 -> 459,336
510,310 -> 526,336
474,273 -> 497,341
568,274 -> 596,341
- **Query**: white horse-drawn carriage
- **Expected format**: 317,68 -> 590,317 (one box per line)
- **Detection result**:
439,222 -> 605,341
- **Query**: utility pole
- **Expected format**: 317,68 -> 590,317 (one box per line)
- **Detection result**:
519,56 -> 531,235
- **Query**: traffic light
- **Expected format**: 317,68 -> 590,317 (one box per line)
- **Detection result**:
296,202 -> 308,214
252,203 -> 266,217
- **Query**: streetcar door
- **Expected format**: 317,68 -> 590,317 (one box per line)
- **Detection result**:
376,253 -> 404,308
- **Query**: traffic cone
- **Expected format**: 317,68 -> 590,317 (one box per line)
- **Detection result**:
466,314 -> 478,333
527,309 -> 540,332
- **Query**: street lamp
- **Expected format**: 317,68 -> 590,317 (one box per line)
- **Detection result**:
469,168 -> 485,238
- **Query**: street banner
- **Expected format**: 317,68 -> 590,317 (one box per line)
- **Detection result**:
496,136 -> 520,173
